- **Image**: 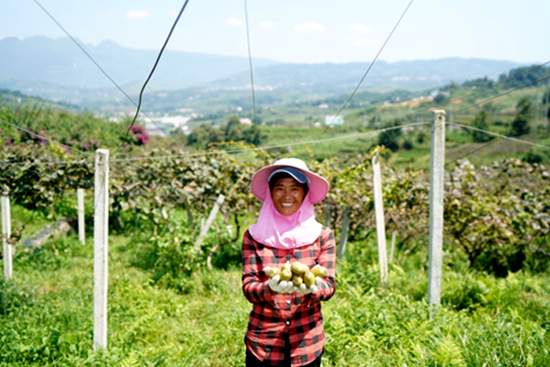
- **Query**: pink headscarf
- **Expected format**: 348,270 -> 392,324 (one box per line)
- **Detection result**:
248,182 -> 323,249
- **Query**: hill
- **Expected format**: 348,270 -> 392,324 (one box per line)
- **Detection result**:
0,36 -> 277,90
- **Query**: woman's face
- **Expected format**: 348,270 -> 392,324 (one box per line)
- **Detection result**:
271,177 -> 306,216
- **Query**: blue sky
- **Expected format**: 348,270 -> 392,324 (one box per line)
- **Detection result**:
2,0 -> 549,64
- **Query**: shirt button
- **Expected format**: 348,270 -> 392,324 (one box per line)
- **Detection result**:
286,321 -> 290,325
286,300 -> 291,304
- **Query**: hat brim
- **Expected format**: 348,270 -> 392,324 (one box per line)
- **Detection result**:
251,163 -> 329,204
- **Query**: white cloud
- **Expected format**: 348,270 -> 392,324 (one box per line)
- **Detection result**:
349,23 -> 373,35
169,10 -> 179,18
225,17 -> 244,27
125,10 -> 150,19
293,21 -> 325,33
259,21 -> 276,30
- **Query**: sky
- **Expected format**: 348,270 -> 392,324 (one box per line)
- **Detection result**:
2,0 -> 549,64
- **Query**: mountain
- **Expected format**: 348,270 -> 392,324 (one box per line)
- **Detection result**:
208,58 -> 525,93
0,36 -> 528,113
0,36 -> 278,89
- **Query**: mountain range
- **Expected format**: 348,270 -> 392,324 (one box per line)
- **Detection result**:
0,36 -> 528,111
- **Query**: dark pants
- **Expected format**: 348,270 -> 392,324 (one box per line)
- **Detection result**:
245,342 -> 323,367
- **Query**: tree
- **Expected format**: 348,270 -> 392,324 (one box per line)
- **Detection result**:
377,119 -> 402,152
187,124 -> 224,149
470,110 -> 493,142
510,97 -> 533,136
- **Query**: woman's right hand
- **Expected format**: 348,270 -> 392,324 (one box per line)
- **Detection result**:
268,274 -> 294,293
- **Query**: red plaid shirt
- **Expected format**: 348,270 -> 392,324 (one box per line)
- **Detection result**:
242,227 -> 336,366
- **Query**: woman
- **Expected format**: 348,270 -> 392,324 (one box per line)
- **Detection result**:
242,158 -> 336,367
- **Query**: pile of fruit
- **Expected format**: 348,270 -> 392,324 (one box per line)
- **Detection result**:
265,261 -> 328,288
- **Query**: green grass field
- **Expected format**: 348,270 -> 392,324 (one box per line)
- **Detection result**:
1,217 -> 549,366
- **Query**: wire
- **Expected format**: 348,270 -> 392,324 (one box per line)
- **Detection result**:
455,74 -> 550,114
243,0 -> 257,125
450,122 -> 550,150
450,60 -> 550,105
32,0 -> 185,146
444,138 -> 501,168
111,0 -> 191,157
108,121 -> 429,163
0,117 -> 94,156
317,0 -> 415,139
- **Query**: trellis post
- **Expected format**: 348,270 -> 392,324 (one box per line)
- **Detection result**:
336,207 -> 350,260
195,194 -> 225,252
428,110 -> 446,309
2,194 -> 12,280
77,188 -> 85,245
372,152 -> 388,287
93,149 -> 109,351
389,231 -> 397,264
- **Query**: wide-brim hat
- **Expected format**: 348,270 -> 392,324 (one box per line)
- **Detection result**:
251,158 -> 329,204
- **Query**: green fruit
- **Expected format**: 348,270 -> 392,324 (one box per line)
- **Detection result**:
279,268 -> 292,281
311,265 -> 328,278
304,271 -> 315,287
265,267 -> 280,279
281,262 -> 291,272
292,275 -> 303,287
291,261 -> 307,276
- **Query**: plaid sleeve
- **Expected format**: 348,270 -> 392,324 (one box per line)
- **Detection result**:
311,227 -> 336,302
242,230 -> 274,305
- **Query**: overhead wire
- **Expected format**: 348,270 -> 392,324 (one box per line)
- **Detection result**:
450,122 -> 550,150
243,0 -> 257,125
111,0 -> 191,157
317,0 -> 415,140
444,122 -> 550,168
454,74 -> 550,114
107,121 -> 430,163
450,59 -> 550,105
31,0 -> 188,151
0,117 -> 95,157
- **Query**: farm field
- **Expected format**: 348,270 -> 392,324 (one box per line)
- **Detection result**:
1,225 -> 550,366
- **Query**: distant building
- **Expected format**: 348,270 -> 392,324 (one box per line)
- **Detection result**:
318,103 -> 329,109
239,118 -> 253,126
324,115 -> 344,126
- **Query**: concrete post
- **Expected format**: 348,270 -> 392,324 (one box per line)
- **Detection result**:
427,110 -> 446,307
77,188 -> 85,245
2,195 -> 12,280
372,153 -> 388,286
93,149 -> 109,351
195,194 -> 225,252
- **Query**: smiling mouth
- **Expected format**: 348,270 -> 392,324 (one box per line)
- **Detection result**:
280,203 -> 295,207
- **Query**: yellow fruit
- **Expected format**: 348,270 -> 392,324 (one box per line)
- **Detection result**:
265,267 -> 280,279
304,271 -> 315,287
279,268 -> 292,281
311,265 -> 328,278
291,261 -> 307,276
292,275 -> 303,287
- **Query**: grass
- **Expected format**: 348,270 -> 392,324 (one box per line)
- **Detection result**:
1,226 -> 549,366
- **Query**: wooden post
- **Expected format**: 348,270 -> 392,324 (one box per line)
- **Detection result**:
337,207 -> 350,260
195,194 -> 225,252
77,188 -> 85,245
428,110 -> 446,308
2,195 -> 12,280
372,152 -> 388,287
389,231 -> 397,264
93,149 -> 109,351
